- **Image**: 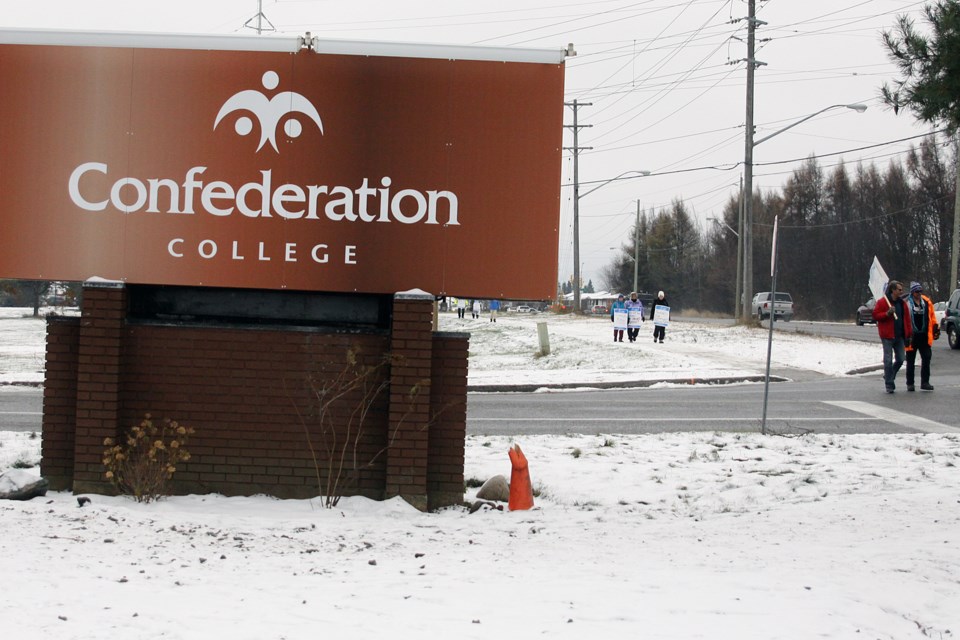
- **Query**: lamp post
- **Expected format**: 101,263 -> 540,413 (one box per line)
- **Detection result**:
741,103 -> 867,320
610,216 -> 642,296
628,199 -> 643,293
573,170 -> 650,314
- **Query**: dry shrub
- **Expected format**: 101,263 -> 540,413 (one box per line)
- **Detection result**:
102,414 -> 195,503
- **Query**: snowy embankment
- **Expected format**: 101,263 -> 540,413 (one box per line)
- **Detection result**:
1,429 -> 958,639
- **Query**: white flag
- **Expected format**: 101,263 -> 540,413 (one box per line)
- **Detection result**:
868,256 -> 889,302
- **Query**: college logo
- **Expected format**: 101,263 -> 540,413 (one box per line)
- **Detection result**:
213,70 -> 324,152
68,68 -> 459,227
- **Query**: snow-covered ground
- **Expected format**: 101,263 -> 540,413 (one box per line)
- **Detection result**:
443,311 -> 881,387
1,307 -> 958,639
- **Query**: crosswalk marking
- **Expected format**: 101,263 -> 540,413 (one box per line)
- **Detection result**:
824,401 -> 960,434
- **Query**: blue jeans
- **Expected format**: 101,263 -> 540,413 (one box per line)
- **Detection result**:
881,337 -> 905,388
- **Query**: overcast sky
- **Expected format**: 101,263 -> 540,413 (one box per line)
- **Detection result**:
0,0 -> 936,291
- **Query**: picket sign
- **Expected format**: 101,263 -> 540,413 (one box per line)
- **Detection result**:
613,309 -> 628,330
653,305 -> 670,327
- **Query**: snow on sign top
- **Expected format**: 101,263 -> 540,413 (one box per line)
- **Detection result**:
0,28 -> 570,64
0,29 -> 566,300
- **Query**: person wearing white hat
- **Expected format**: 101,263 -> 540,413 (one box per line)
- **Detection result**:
650,290 -> 669,343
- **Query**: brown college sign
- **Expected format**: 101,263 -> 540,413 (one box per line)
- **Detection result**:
0,31 -> 566,299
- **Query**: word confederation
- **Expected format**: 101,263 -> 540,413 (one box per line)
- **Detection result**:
68,163 -> 460,225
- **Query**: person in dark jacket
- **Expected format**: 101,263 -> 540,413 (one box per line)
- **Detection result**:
904,281 -> 936,392
872,280 -> 913,393
650,290 -> 669,343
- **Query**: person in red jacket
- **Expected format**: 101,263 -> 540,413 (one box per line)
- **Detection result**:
904,281 -> 936,392
872,280 -> 913,393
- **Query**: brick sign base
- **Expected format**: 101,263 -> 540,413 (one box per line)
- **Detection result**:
41,282 -> 468,511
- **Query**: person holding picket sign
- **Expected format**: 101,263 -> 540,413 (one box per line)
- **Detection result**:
650,290 -> 670,343
625,292 -> 645,342
610,294 -> 627,342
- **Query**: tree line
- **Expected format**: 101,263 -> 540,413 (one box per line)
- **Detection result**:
0,280 -> 82,316
602,134 -> 958,321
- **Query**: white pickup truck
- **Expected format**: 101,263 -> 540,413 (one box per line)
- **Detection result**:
751,292 -> 794,321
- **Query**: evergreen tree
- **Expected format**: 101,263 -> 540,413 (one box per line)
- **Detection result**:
882,0 -> 960,131
882,0 -> 960,292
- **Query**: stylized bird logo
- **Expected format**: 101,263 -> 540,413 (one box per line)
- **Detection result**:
214,70 -> 323,152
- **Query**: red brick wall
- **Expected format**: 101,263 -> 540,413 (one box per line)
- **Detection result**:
118,325 -> 391,499
41,284 -> 469,510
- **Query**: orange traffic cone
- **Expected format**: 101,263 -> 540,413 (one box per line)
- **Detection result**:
508,444 -> 534,511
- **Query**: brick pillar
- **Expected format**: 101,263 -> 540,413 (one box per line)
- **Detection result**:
72,281 -> 127,493
427,332 -> 469,510
385,291 -> 435,511
40,316 -> 81,490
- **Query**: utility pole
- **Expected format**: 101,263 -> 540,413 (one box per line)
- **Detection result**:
952,133 -> 960,290
739,0 -> 766,321
735,174 -> 743,319
634,200 -> 641,293
564,99 -> 592,314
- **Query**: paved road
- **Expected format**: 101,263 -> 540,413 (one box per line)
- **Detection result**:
763,318 -> 915,343
467,372 -> 960,435
467,320 -> 959,435
0,388 -> 44,433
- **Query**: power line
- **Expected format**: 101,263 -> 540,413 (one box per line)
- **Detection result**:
562,124 -> 945,206
752,130 -> 948,168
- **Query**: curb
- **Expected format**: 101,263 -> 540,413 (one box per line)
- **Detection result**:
468,375 -> 789,393
845,364 -> 884,375
5,369 -> 878,393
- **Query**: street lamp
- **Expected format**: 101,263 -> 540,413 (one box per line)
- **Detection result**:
706,216 -> 739,237
573,170 -> 650,314
754,103 -> 867,145
741,103 -> 867,320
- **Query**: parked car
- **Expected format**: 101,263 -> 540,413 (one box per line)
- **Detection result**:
591,305 -> 608,315
856,298 -> 877,326
751,291 -> 794,321
934,300 -> 947,326
941,289 -> 960,350
514,305 -> 538,313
